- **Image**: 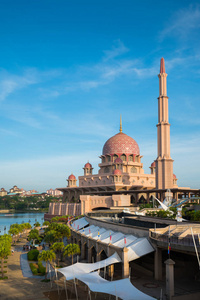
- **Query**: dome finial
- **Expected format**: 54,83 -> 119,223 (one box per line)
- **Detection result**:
119,115 -> 122,133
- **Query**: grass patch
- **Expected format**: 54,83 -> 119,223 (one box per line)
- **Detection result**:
0,276 -> 8,280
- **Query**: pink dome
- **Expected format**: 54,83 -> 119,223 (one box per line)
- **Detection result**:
113,169 -> 122,175
151,162 -> 156,167
173,174 -> 177,179
68,174 -> 76,180
114,157 -> 123,164
84,162 -> 92,168
103,132 -> 140,156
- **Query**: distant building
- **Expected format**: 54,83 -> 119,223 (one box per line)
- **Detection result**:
0,188 -> 7,196
46,188 -> 63,197
22,189 -> 39,196
9,185 -> 25,195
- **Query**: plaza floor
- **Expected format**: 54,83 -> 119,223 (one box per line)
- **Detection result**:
1,235 -> 200,300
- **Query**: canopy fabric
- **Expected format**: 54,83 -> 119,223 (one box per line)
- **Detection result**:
79,224 -> 96,235
72,217 -> 89,230
113,234 -> 137,248
76,271 -> 156,300
127,238 -> 155,262
58,252 -> 121,281
72,217 -> 155,262
102,231 -> 124,244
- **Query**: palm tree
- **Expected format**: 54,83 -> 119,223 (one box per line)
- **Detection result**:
63,243 -> 80,265
38,250 -> 56,279
51,242 -> 64,266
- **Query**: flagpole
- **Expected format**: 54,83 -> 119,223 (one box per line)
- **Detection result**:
168,225 -> 171,258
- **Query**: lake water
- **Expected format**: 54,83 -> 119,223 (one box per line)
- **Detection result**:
0,212 -> 45,235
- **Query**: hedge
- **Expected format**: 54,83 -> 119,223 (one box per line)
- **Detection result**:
27,249 -> 39,261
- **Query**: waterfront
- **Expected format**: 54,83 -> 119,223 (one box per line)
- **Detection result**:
0,212 -> 45,234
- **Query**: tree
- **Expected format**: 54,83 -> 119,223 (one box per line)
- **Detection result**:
43,221 -> 50,226
51,242 -> 64,266
44,230 -> 59,246
57,224 -> 71,242
34,222 -> 41,228
0,238 -> 11,278
63,243 -> 80,265
28,229 -> 40,246
38,250 -> 56,279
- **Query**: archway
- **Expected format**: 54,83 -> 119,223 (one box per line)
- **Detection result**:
91,246 -> 97,263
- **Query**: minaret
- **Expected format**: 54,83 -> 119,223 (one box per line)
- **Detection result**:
155,58 -> 173,191
119,115 -> 122,133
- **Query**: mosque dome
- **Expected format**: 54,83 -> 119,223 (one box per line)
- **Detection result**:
103,132 -> 140,156
84,162 -> 92,168
151,162 -> 156,167
113,169 -> 122,175
173,174 -> 177,179
68,174 -> 76,180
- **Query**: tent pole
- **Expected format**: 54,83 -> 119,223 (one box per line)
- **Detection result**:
55,268 -> 60,294
191,227 -> 200,269
88,289 -> 91,300
160,288 -> 163,300
74,278 -> 78,300
115,284 -> 118,300
64,279 -> 68,300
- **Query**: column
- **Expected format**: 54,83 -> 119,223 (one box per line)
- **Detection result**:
165,258 -> 175,300
87,239 -> 92,263
108,264 -> 114,278
96,242 -> 101,262
154,247 -> 162,280
122,247 -> 129,278
147,193 -> 150,204
135,193 -> 138,205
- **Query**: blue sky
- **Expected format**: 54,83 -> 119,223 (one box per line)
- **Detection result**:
0,0 -> 200,192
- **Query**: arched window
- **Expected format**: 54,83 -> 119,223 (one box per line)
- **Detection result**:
128,155 -> 133,161
131,167 -> 137,173
135,156 -> 139,162
102,157 -> 105,163
104,167 -> 109,173
113,154 -> 118,161
107,155 -> 111,162
121,154 -> 126,161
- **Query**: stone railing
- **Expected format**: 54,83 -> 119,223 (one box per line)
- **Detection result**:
149,230 -> 200,249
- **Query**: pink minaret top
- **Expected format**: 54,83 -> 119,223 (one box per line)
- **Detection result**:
160,57 -> 165,73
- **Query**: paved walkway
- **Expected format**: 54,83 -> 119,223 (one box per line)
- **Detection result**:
20,253 -> 45,279
0,237 -> 55,300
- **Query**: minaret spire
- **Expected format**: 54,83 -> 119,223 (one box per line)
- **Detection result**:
119,115 -> 122,133
156,57 -> 174,192
160,57 -> 165,73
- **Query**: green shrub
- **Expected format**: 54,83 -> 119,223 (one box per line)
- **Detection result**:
29,262 -> 45,275
38,262 -> 45,275
27,249 -> 39,261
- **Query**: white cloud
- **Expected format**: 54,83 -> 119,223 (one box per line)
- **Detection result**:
159,5 -> 200,41
103,39 -> 129,61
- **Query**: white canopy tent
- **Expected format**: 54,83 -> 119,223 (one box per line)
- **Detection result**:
72,217 -> 89,230
127,238 -> 154,262
76,271 -> 156,300
74,218 -> 155,261
58,252 -> 121,281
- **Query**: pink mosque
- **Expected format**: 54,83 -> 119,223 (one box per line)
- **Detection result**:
48,58 -> 198,217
